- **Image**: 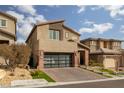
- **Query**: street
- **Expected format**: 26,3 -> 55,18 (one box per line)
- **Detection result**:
44,79 -> 124,88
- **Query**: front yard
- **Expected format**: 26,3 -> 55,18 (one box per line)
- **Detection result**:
80,65 -> 124,78
0,68 -> 55,87
31,70 -> 55,82
0,68 -> 32,86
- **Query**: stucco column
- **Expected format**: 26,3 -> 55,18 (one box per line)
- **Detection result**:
73,51 -> 79,67
36,50 -> 44,69
84,50 -> 89,66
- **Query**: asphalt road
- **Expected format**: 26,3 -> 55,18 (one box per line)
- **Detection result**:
44,79 -> 124,88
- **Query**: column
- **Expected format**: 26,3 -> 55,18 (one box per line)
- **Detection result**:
73,51 -> 79,67
36,50 -> 44,69
84,50 -> 89,66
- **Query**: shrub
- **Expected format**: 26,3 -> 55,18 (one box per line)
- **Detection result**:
89,60 -> 103,67
99,69 -> 116,75
0,44 -> 31,72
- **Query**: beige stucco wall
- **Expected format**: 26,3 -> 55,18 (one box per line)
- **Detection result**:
0,32 -> 14,40
27,28 -> 39,66
103,58 -> 116,69
37,25 -> 79,53
99,41 -> 104,48
0,14 -> 16,35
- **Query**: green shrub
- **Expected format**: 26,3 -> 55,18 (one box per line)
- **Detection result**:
31,70 -> 55,82
99,69 -> 116,75
89,60 -> 103,67
102,74 -> 113,78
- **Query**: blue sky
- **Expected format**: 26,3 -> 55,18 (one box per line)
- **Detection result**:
0,5 -> 124,47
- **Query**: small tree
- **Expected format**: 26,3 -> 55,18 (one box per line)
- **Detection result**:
0,44 -> 31,72
11,44 -> 31,68
0,44 -> 12,66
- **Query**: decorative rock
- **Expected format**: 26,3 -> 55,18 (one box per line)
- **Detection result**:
0,69 -> 6,79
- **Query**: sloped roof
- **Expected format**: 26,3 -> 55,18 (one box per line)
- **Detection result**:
0,11 -> 17,22
90,48 -> 121,55
37,19 -> 65,26
78,42 -> 90,50
81,37 -> 123,42
26,19 -> 80,42
63,25 -> 80,36
0,29 -> 16,40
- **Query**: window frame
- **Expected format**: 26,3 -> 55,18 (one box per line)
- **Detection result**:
65,32 -> 69,38
0,19 -> 7,28
49,29 -> 60,40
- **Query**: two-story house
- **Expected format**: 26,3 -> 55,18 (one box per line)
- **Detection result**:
81,38 -> 123,70
0,11 -> 17,65
26,20 -> 90,69
81,38 -> 122,52
0,12 -> 16,44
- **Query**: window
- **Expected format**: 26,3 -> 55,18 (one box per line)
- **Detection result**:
49,30 -> 60,40
0,19 -> 7,27
65,32 -> 69,38
90,41 -> 96,45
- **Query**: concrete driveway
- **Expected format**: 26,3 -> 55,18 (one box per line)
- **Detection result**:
43,67 -> 106,82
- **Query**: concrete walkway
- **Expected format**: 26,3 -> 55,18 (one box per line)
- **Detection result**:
44,67 -> 106,82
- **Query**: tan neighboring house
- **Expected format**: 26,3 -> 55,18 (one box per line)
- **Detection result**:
0,11 -> 16,44
81,38 -> 124,70
0,11 -> 17,65
26,20 -> 90,69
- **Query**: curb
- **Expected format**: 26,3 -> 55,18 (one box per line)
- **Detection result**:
41,77 -> 124,87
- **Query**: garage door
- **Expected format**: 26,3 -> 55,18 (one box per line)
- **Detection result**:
44,54 -> 72,68
103,58 -> 116,69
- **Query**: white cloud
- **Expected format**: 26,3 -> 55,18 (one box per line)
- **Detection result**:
14,5 -> 36,15
79,22 -> 113,34
91,6 -> 101,11
16,38 -> 25,44
34,15 -> 46,23
84,20 -> 95,25
47,5 -> 60,8
77,6 -> 86,14
6,11 -> 24,23
93,23 -> 113,34
120,25 -> 124,33
18,23 -> 33,38
103,6 -> 124,18
114,18 -> 123,21
92,6 -> 124,18
79,28 -> 94,33
6,8 -> 47,43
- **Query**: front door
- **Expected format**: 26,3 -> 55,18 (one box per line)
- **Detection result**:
80,52 -> 84,65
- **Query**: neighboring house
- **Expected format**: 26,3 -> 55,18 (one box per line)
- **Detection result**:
81,38 -> 124,70
0,11 -> 16,44
26,20 -> 90,69
0,11 -> 17,65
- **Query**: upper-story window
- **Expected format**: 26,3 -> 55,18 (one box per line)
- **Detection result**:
0,19 -> 7,27
49,30 -> 60,40
65,32 -> 69,38
90,40 -> 96,45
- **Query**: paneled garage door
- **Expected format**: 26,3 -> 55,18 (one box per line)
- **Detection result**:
44,54 -> 72,68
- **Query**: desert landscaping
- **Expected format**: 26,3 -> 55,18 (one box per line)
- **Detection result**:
0,67 -> 32,86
